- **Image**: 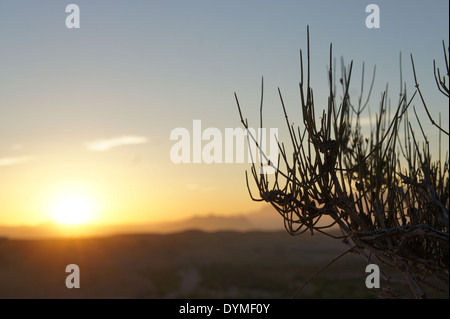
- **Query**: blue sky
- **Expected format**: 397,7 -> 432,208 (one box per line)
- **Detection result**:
0,1 -> 448,226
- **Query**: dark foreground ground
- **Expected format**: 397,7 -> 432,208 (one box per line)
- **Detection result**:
0,230 -> 444,298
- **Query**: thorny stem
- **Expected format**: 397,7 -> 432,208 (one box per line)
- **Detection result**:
234,28 -> 449,298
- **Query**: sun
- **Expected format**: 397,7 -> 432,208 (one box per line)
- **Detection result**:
48,190 -> 98,225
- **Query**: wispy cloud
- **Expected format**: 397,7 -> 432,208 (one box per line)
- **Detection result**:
0,155 -> 36,167
85,135 -> 148,151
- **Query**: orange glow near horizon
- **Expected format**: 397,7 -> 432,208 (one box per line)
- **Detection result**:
0,150 -> 266,228
47,188 -> 100,226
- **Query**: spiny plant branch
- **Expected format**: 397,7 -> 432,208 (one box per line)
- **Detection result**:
234,27 -> 449,298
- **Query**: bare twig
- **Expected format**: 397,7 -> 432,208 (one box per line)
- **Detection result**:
235,28 -> 449,298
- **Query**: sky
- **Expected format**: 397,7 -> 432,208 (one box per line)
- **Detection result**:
0,0 -> 448,227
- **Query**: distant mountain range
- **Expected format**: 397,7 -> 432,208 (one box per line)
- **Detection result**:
0,205 -> 292,239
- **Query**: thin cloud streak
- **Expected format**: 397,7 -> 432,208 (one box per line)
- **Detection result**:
0,155 -> 36,166
86,135 -> 148,151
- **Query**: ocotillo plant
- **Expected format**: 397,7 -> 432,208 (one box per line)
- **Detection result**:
234,27 -> 449,298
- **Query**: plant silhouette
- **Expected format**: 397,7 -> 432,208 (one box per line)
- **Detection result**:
235,27 -> 449,298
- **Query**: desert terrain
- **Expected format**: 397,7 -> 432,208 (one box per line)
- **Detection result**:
1,229 -> 385,299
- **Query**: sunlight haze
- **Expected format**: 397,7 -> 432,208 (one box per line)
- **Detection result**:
0,0 -> 448,232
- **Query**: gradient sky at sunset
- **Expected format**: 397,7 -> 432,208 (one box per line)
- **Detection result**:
0,1 -> 448,226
